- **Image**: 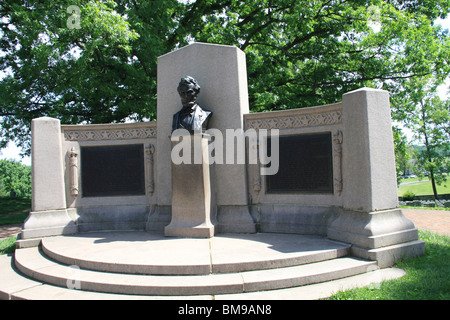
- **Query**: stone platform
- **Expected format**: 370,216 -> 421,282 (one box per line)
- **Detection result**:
29,232 -> 353,276
0,231 -> 404,299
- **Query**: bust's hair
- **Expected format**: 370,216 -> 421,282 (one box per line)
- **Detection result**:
177,76 -> 201,93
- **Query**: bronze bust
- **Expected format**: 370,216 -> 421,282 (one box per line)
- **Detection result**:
172,76 -> 212,134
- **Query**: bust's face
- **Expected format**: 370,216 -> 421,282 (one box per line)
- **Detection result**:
178,83 -> 198,108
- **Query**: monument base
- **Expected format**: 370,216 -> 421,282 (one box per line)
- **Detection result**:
351,240 -> 425,268
327,208 -> 425,267
165,133 -> 216,238
17,209 -> 77,248
217,206 -> 256,233
165,224 -> 215,238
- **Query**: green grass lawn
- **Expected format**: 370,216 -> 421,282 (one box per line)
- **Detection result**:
0,197 -> 30,254
0,197 -> 31,226
0,197 -> 31,215
398,178 -> 450,197
0,236 -> 16,255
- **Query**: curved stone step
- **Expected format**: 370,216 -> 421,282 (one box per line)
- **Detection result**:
39,232 -> 351,275
14,246 -> 376,296
1,254 -> 407,300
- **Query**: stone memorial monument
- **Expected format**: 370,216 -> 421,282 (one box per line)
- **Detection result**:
4,42 -> 426,300
18,43 -> 425,266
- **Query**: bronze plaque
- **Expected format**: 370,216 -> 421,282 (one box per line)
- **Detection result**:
81,144 -> 145,197
266,133 -> 333,193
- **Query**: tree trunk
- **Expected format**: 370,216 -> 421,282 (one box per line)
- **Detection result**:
421,107 -> 439,201
429,168 -> 440,201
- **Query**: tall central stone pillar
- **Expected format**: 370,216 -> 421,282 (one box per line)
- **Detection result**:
155,42 -> 256,234
165,133 -> 216,238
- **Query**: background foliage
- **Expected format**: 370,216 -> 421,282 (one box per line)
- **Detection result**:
0,159 -> 31,197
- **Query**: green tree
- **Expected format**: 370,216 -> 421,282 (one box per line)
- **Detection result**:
1,0 -> 449,155
0,159 -> 31,197
393,126 -> 413,184
392,77 -> 450,201
0,0 -> 141,153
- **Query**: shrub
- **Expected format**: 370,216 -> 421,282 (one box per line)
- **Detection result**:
402,191 -> 416,201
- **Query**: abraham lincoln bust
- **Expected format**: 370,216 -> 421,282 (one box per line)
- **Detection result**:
172,76 -> 212,134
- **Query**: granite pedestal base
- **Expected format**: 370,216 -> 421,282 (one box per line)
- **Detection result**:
165,133 -> 216,238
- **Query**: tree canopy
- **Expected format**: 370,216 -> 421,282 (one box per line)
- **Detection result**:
0,159 -> 31,197
1,0 -> 449,155
391,75 -> 450,199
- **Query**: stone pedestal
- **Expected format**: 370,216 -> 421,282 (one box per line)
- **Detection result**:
165,133 -> 216,238
327,88 -> 425,267
19,117 -> 77,244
